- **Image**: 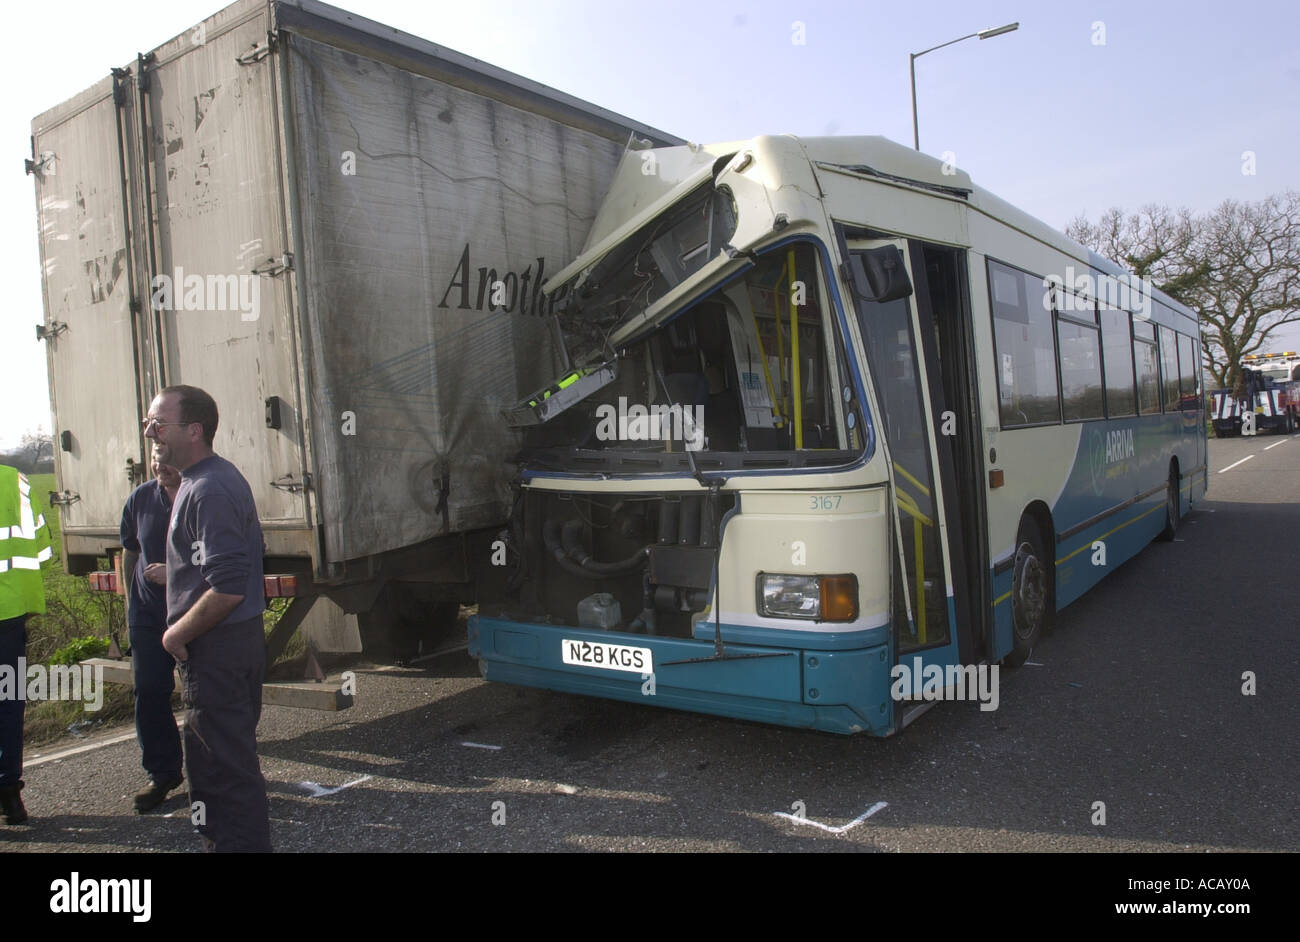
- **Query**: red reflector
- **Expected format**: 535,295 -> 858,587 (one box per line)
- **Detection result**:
264,575 -> 300,597
989,469 -> 1005,488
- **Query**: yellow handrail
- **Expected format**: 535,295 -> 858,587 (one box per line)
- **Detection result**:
892,461 -> 931,498
895,488 -> 931,643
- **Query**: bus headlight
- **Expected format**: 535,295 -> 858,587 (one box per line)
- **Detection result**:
757,573 -> 858,622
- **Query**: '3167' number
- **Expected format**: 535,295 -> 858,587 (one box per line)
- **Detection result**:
809,495 -> 841,510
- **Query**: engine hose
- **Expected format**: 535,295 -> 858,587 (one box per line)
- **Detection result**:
559,518 -> 648,574
628,574 -> 657,635
542,519 -> 608,580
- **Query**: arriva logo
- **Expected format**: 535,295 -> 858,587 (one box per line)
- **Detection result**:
1088,427 -> 1136,495
1104,428 -> 1135,464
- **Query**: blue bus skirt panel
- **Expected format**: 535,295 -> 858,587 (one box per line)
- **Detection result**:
989,482 -> 1189,660
1052,492 -> 1169,608
469,616 -> 896,736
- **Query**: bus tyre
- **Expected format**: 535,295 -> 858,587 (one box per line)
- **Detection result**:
1006,517 -> 1051,668
1157,468 -> 1180,542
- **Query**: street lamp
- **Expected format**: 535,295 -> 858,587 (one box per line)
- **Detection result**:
910,22 -> 1019,151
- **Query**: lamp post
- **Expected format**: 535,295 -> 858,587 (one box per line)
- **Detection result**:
910,22 -> 1018,151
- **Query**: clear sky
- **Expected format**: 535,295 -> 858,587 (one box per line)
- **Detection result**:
4,0 -> 1298,448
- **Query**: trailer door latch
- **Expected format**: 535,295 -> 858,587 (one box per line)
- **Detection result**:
36,321 -> 68,342
235,32 -> 278,65
252,252 -> 294,278
271,472 -> 311,494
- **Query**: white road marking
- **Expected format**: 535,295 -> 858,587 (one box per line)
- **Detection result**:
774,801 -> 888,834
1265,439 -> 1288,450
461,741 -> 503,750
1218,455 -> 1256,473
409,642 -> 469,665
298,775 -> 372,797
23,728 -> 141,767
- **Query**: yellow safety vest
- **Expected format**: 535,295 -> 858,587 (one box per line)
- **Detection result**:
0,465 -> 53,620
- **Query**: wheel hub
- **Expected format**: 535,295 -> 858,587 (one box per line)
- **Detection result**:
1013,540 -> 1046,637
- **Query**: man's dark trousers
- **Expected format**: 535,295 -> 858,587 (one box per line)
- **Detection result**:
0,616 -> 26,788
181,615 -> 271,852
130,622 -> 182,784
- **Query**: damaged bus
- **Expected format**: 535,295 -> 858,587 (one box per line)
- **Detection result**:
468,135 -> 1207,735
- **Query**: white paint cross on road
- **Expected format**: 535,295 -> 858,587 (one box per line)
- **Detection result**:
774,801 -> 888,834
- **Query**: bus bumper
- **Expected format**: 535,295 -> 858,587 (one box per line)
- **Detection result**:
468,615 -> 895,736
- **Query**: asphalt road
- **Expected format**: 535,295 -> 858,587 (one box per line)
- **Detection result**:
4,435 -> 1297,853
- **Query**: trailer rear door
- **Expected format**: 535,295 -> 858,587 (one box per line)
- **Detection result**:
32,78 -> 149,562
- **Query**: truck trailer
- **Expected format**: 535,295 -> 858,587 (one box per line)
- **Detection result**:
30,0 -> 678,663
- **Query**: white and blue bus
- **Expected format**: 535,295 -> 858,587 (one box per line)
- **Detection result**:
469,135 -> 1208,735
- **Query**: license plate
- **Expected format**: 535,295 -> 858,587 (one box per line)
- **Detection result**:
561,638 -> 652,674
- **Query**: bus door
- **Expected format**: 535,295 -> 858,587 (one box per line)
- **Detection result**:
839,232 -> 987,709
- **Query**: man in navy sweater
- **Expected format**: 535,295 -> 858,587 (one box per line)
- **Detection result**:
145,384 -> 271,852
120,455 -> 185,812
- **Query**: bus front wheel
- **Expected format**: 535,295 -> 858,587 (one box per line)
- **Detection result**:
1006,517 -> 1051,667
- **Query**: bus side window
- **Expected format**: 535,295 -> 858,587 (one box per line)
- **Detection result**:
988,259 -> 1060,427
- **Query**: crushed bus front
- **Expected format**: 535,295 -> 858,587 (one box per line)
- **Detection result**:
470,135 -> 984,735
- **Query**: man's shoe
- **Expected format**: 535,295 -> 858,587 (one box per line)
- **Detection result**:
134,776 -> 183,813
0,786 -> 27,825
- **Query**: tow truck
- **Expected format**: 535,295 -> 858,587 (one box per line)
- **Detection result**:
1209,352 -> 1300,436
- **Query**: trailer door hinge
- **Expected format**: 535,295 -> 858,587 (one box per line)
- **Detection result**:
110,67 -> 130,107
36,321 -> 68,342
125,456 -> 147,484
271,472 -> 311,494
236,32 -> 277,65
48,491 -> 80,507
25,151 -> 56,179
252,252 -> 294,277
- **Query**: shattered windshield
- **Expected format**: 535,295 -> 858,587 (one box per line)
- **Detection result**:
553,184 -> 738,364
522,241 -> 865,471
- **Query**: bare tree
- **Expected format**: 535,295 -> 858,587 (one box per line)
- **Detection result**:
20,430 -> 53,470
1193,194 -> 1300,387
1067,192 -> 1300,389
1066,204 -> 1204,292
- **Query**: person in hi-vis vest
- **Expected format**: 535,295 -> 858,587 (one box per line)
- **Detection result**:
0,464 -> 54,826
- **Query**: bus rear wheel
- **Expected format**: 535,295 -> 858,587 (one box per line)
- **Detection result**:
1006,517 -> 1051,667
1157,467 -> 1180,542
